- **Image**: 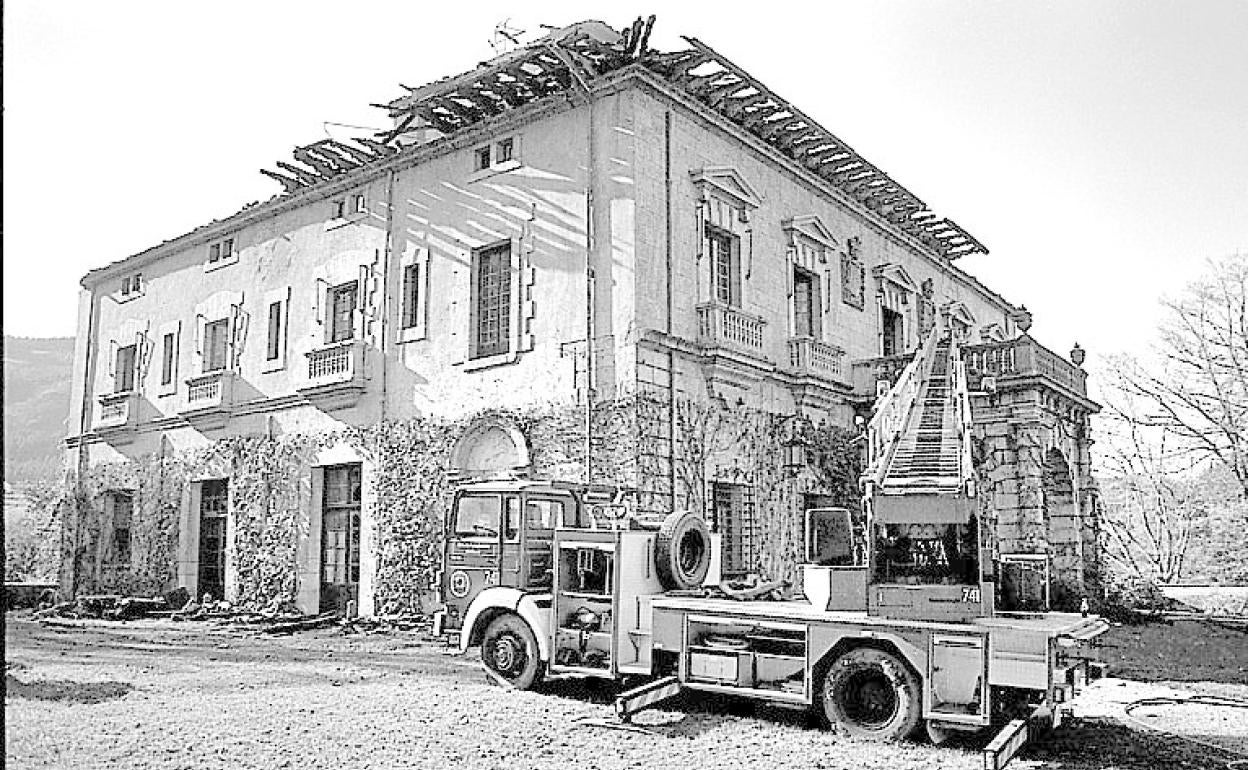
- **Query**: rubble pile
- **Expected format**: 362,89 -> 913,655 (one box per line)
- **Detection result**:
30,589 -> 430,636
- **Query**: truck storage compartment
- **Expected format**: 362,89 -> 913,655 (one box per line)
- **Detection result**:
553,538 -> 616,673
684,615 -> 808,700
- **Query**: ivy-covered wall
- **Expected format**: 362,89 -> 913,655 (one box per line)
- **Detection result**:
58,395 -> 862,612
58,400 -> 637,612
662,398 -> 864,587
60,449 -> 198,597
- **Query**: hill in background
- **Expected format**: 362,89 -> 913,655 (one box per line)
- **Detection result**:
4,336 -> 74,484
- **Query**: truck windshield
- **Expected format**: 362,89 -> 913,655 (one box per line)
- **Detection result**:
454,495 -> 500,538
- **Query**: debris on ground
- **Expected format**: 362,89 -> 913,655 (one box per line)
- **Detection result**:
261,612 -> 339,635
34,594 -> 170,621
340,615 -> 431,635
25,590 -> 432,638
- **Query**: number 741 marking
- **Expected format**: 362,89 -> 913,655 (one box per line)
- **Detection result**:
961,586 -> 982,603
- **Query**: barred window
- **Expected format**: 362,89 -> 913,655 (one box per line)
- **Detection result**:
110,491 -> 133,565
471,243 -> 512,359
710,481 -> 756,577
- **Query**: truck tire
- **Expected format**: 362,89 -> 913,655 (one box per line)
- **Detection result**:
481,613 -> 545,690
819,647 -> 922,740
655,510 -> 711,590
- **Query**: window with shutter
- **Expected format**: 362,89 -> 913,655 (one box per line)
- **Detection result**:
328,282 -> 358,343
204,319 -> 230,372
115,345 -> 137,392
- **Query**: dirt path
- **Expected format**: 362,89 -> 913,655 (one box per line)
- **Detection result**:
4,616 -> 1241,769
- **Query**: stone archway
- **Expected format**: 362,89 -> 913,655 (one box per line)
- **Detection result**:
450,418 -> 531,479
1042,447 -> 1082,607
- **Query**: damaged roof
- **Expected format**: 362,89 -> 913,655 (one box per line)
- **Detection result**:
86,17 -> 990,286
261,16 -> 986,260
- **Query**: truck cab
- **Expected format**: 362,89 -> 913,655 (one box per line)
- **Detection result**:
434,480 -> 613,636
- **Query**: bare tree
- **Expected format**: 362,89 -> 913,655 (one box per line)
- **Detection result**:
1098,413 -> 1205,583
1106,254 -> 1248,499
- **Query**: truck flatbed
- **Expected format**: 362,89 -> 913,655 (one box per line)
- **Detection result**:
651,596 -> 1104,638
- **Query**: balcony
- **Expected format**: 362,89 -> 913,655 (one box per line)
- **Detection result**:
787,337 -> 847,384
963,336 -> 1089,399
696,303 -> 766,360
182,370 -> 234,416
851,335 -> 1090,402
96,391 -> 137,431
298,340 -> 365,410
851,352 -> 916,397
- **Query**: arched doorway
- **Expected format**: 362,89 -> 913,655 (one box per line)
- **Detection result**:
1042,448 -> 1080,608
450,419 -> 531,479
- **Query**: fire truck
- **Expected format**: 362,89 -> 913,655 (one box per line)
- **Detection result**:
433,330 -> 1107,766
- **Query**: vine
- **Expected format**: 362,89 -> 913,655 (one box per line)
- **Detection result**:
54,395 -> 864,613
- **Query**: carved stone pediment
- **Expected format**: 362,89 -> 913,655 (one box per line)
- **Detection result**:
872,263 -> 920,294
690,166 -> 762,210
782,215 -> 838,250
943,300 -> 976,327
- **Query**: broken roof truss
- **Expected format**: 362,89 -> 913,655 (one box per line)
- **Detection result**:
645,37 -> 986,259
259,17 -> 985,260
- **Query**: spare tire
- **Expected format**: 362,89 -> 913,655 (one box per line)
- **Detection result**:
655,510 -> 712,590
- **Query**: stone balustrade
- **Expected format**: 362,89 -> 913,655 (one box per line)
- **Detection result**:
787,337 -> 847,383
305,340 -> 365,389
696,302 -> 766,358
184,371 -> 233,412
962,336 -> 1088,397
96,392 -> 134,429
852,335 -> 1089,399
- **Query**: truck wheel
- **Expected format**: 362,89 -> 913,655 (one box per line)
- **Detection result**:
820,647 -> 922,740
655,511 -> 711,590
481,614 -> 544,690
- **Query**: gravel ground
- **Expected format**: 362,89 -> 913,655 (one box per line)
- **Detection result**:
5,616 -> 1246,770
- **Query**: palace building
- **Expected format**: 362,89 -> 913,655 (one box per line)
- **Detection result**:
64,19 -> 1100,615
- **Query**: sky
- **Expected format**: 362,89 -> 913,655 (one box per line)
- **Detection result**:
5,1 -> 1246,381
